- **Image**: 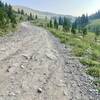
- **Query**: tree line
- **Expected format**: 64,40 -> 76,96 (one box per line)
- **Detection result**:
17,8 -> 38,21
90,10 -> 100,20
48,14 -> 100,38
47,14 -> 88,37
48,17 -> 71,32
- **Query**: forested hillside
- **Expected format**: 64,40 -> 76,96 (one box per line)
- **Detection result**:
84,11 -> 100,33
90,10 -> 100,20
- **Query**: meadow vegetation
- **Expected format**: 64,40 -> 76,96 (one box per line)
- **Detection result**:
31,14 -> 100,92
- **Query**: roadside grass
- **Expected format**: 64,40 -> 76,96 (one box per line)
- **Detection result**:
32,21 -> 100,92
86,67 -> 100,77
0,21 -> 19,37
48,28 -> 100,82
32,18 -> 49,27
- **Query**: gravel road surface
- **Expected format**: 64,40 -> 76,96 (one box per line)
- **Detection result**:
0,22 -> 99,100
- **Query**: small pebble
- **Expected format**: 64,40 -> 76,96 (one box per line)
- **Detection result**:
37,88 -> 42,93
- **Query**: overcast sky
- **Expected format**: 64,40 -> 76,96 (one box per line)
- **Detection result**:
2,0 -> 100,16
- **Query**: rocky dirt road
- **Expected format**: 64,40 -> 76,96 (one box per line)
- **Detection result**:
0,22 -> 99,100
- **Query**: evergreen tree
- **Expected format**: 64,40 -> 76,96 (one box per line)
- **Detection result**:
71,23 -> 76,34
0,1 -> 4,8
49,19 -> 53,28
5,3 -> 8,8
54,18 -> 58,29
35,15 -> 38,19
59,16 -> 63,25
82,28 -> 87,38
74,14 -> 89,30
29,13 -> 33,20
19,16 -> 23,21
18,8 -> 20,14
21,9 -> 24,15
63,17 -> 71,32
27,13 -> 34,21
7,5 -> 13,19
0,9 -> 7,26
90,10 -> 100,20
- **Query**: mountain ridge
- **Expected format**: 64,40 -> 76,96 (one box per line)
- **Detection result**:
13,5 -> 75,20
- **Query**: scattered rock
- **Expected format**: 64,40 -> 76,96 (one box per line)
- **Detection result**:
37,88 -> 42,93
22,55 -> 29,59
22,54 -> 32,60
6,65 -> 16,73
63,90 -> 67,96
88,76 -> 94,81
6,69 -> 10,72
20,64 -> 25,69
6,66 -> 11,72
8,92 -> 16,96
43,73 -> 46,75
89,89 -> 98,92
46,52 -> 56,60
30,55 -> 33,60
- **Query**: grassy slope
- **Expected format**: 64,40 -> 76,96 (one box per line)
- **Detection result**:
87,19 -> 100,32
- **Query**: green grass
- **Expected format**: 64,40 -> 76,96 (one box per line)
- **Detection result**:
80,59 -> 100,67
31,19 -> 100,92
48,28 -> 100,78
86,67 -> 100,77
0,24 -> 17,36
32,18 -> 49,27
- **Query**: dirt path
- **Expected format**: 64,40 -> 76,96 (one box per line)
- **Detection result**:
0,22 -> 99,100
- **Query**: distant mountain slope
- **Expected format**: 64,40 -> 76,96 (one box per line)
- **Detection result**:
13,5 -> 75,20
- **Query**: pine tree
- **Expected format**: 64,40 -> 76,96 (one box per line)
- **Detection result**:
49,19 -> 53,28
82,28 -> 87,38
63,17 -> 71,32
54,18 -> 58,29
5,3 -> 8,8
0,9 -> 7,26
27,13 -> 34,21
7,5 -> 13,19
18,8 -> 20,14
71,23 -> 76,34
21,9 -> 24,15
30,13 -> 33,20
59,16 -> 63,25
35,15 -> 38,19
0,1 -> 4,8
74,14 -> 89,30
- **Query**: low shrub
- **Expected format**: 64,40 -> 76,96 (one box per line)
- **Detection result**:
73,47 -> 85,57
86,67 -> 100,77
80,59 -> 100,67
